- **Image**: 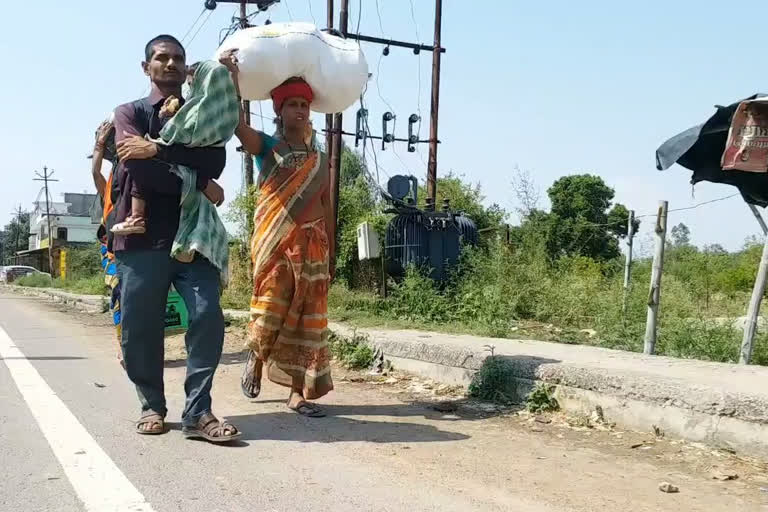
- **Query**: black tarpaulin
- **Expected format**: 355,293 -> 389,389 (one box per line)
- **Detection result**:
655,94 -> 768,207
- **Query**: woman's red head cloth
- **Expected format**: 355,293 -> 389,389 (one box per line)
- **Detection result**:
271,79 -> 314,113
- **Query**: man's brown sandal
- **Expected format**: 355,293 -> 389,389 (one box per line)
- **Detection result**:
182,412 -> 241,443
135,411 -> 165,435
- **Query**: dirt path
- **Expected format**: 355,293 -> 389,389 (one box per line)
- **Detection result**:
12,297 -> 768,511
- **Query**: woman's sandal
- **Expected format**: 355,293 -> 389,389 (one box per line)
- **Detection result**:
290,401 -> 326,418
135,411 -> 165,435
240,350 -> 262,399
182,412 -> 242,443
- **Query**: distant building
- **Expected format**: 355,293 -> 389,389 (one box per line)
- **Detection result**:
28,192 -> 100,250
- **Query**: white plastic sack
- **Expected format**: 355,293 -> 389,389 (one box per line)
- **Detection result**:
215,22 -> 369,114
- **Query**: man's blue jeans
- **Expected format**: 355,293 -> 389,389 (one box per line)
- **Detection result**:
116,250 -> 224,427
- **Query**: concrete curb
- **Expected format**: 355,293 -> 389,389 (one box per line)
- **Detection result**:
8,286 -> 768,459
8,286 -> 106,313
330,323 -> 768,460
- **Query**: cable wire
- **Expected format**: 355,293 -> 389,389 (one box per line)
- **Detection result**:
180,7 -> 209,44
374,0 -> 386,36
186,8 -> 215,48
307,0 -> 317,25
635,194 -> 740,219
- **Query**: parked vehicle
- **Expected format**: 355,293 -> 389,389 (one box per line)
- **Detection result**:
0,266 -> 50,284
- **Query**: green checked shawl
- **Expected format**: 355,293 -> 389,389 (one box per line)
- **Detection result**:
157,60 -> 239,283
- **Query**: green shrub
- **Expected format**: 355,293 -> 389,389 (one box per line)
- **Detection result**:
468,356 -> 519,404
329,331 -> 374,370
16,273 -> 53,288
526,383 -> 559,413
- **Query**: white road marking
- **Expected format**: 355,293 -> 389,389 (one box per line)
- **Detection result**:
0,325 -> 155,512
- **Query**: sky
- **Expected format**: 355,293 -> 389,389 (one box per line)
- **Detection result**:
1,0 -> 767,253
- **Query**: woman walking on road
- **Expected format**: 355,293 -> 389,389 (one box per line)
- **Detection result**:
220,50 -> 334,417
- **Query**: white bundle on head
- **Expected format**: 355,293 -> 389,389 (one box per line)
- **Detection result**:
216,22 -> 369,114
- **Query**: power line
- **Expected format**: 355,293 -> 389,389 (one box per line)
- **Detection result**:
307,0 -> 317,25
635,194 -> 740,219
186,8 -> 215,47
355,0 -> 363,37
258,101 -> 267,131
180,7 -> 209,43
374,0 -> 386,36
408,0 -> 423,143
284,0 -> 294,20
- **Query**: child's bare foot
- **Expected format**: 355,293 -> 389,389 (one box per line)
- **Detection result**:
111,216 -> 146,235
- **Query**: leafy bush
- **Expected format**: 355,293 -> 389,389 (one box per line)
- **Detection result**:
16,273 -> 53,288
329,331 -> 374,370
526,383 -> 560,413
468,356 -> 519,404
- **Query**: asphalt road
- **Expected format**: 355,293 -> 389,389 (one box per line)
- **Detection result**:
1,288 -> 766,512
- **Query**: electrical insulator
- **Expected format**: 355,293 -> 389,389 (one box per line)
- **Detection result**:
407,114 -> 420,153
355,108 -> 368,148
382,112 -> 395,151
204,0 -> 217,10
383,46 -> 390,57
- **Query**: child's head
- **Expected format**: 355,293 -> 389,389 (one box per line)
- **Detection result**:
186,62 -> 200,86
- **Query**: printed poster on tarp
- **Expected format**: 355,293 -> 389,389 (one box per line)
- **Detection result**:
722,98 -> 768,173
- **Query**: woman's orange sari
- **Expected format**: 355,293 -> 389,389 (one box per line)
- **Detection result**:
247,137 -> 332,399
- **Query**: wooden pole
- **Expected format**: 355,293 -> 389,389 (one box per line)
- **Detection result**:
622,210 -> 635,322
240,1 -> 255,189
740,204 -> 768,364
327,0 -> 348,281
325,0 -> 335,171
644,201 -> 668,355
426,0 -> 443,204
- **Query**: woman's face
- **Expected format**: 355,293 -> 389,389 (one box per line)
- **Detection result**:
281,97 -> 310,131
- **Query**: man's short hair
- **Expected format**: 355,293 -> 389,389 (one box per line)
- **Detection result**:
187,62 -> 200,76
144,35 -> 185,61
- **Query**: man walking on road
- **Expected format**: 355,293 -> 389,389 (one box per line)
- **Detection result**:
112,34 -> 240,442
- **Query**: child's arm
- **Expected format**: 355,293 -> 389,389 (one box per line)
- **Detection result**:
91,120 -> 112,198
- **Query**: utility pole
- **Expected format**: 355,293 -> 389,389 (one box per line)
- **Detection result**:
330,0 -> 349,237
644,200 -> 668,355
426,0 -> 443,204
33,166 -> 58,274
740,203 -> 768,364
326,0 -> 339,237
239,1 -> 255,189
327,0 -> 446,204
622,209 -> 635,322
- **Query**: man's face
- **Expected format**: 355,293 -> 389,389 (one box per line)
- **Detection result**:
143,42 -> 186,88
281,97 -> 310,131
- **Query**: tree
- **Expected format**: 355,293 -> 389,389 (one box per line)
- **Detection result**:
670,223 -> 692,247
1,209 -> 30,261
510,166 -> 540,219
512,174 -> 637,261
703,243 -> 727,255
336,146 -> 386,287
